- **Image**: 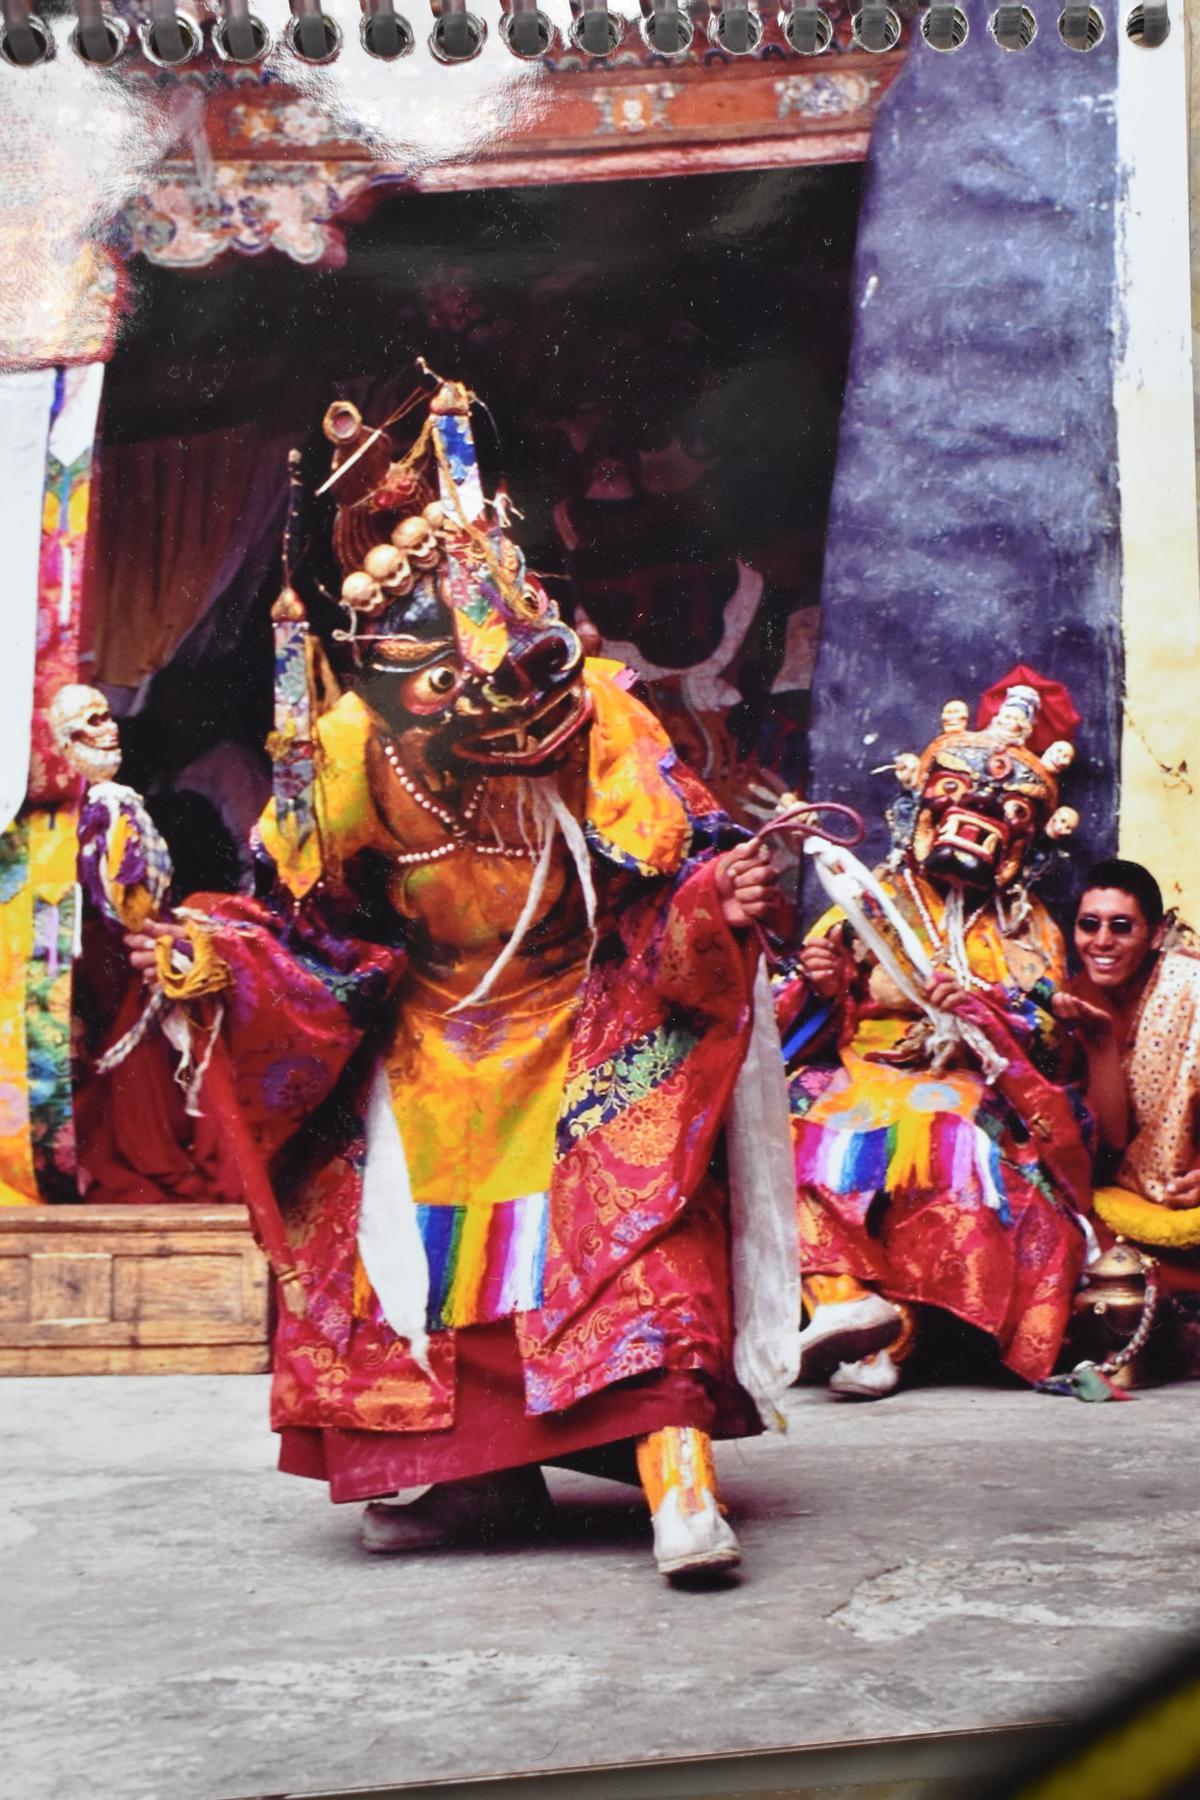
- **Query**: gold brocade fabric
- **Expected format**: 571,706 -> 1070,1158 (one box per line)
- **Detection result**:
1117,948 -> 1200,1205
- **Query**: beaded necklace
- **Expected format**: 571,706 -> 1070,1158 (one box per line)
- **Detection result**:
379,736 -> 539,866
901,866 -> 992,992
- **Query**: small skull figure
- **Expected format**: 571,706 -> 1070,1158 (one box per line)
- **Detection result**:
341,570 -> 388,619
1045,805 -> 1079,840
47,684 -> 122,785
391,514 -> 441,573
940,699 -> 970,736
894,751 -> 921,791
363,542 -> 417,598
1041,739 -> 1075,775
990,683 -> 1041,749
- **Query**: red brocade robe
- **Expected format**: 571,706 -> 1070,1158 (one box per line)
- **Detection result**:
197,664 -> 767,1498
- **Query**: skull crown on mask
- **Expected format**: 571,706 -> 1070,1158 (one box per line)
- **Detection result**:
323,384 -> 592,784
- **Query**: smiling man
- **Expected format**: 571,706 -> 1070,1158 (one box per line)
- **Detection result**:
1054,860 -> 1200,1269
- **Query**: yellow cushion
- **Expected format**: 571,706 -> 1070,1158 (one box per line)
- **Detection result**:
1093,1185 -> 1200,1250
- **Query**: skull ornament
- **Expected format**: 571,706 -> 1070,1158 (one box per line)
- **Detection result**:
1046,805 -> 1079,840
48,684 -> 122,785
391,515 -> 440,571
1041,739 -> 1075,774
341,570 -> 388,618
362,543 -> 416,597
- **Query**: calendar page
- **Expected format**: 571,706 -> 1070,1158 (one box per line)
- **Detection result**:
0,4 -> 1197,1798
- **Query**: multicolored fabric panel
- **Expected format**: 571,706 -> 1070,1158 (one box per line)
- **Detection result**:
77,785 -> 171,930
269,617 -> 322,900
433,407 -> 485,523
27,366 -> 104,805
794,1107 -> 1012,1225
0,807 -> 78,1204
417,1190 -> 549,1330
557,1018 -> 700,1152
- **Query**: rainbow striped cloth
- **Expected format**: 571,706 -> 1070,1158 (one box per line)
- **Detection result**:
418,1190 -> 550,1330
794,1107 -> 1011,1223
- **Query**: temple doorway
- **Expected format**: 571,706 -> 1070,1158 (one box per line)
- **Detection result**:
88,160 -> 865,888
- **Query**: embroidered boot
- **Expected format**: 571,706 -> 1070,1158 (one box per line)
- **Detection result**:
828,1300 -> 917,1399
798,1275 -> 903,1382
636,1427 -> 740,1581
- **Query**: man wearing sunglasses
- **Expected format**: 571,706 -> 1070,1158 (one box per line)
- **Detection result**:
1053,859 -> 1200,1271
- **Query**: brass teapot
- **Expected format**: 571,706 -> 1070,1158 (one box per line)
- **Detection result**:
1069,1238 -> 1159,1387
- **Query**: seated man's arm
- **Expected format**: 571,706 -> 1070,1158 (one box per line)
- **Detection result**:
1051,989 -> 1131,1155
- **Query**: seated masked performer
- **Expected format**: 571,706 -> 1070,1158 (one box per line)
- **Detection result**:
125,380 -> 798,1581
45,684 -> 239,1205
776,670 -> 1095,1399
1053,860 -> 1200,1284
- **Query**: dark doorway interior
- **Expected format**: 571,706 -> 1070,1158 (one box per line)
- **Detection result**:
91,161 -> 864,885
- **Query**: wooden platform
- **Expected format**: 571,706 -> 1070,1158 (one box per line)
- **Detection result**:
0,1205 -> 270,1375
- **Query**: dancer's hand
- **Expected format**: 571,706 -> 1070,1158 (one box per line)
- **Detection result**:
926,969 -> 974,1015
797,927 -> 853,1000
716,839 -> 780,929
123,917 -> 186,983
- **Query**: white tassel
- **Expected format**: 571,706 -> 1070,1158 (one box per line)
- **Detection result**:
544,786 -> 596,930
727,961 -> 801,1428
448,787 -> 557,1014
357,1063 -> 434,1375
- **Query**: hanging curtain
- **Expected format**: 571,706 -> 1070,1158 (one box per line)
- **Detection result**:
88,423 -> 291,692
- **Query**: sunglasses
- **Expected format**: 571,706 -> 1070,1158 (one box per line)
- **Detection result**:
1076,915 -> 1140,936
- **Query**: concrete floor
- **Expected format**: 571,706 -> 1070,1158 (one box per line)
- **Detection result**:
2,1375 -> 1198,1800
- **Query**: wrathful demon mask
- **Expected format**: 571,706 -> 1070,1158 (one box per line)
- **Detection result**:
911,733 -> 1058,892
902,666 -> 1080,893
323,380 -> 591,780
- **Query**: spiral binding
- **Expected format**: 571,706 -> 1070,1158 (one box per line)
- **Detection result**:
361,0 -> 414,54
568,0 -> 618,53
0,0 -> 1172,68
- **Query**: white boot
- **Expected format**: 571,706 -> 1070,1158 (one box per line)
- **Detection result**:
650,1485 -> 742,1579
829,1349 -> 901,1400
797,1294 -> 902,1382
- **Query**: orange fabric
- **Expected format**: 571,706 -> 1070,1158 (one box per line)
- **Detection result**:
636,1426 -> 722,1517
582,659 -> 691,877
803,1273 -> 869,1310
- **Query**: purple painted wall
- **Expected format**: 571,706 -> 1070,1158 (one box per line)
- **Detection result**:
808,14 -> 1121,910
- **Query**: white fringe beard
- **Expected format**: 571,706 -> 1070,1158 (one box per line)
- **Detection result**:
447,777 -> 598,1014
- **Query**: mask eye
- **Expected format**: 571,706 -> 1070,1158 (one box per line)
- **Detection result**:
399,662 -> 462,714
